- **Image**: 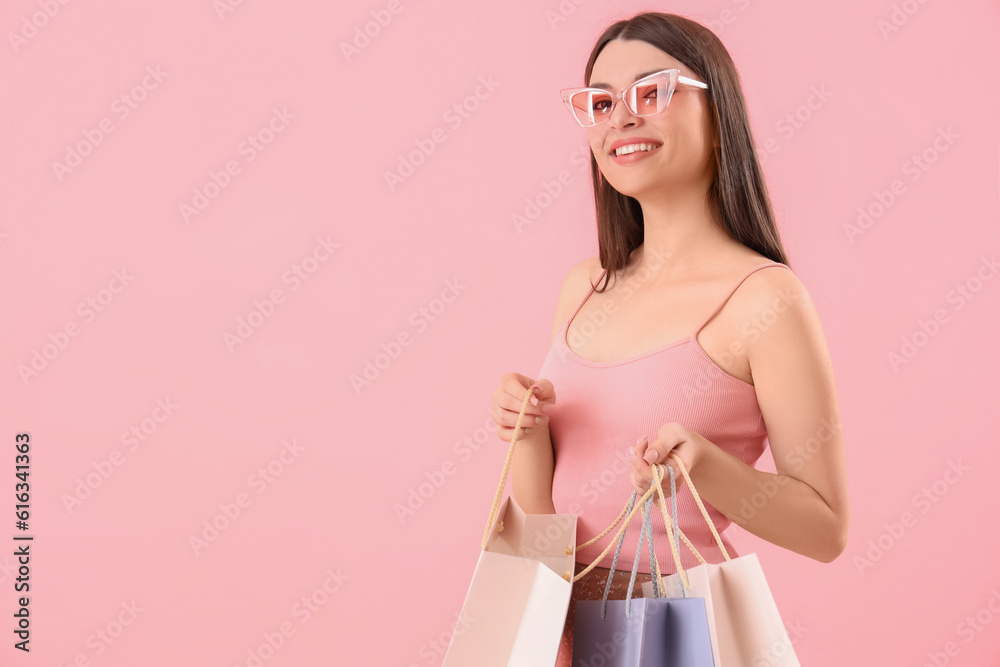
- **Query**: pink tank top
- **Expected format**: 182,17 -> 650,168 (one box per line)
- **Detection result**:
535,261 -> 792,574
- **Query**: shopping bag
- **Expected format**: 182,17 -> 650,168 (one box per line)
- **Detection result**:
441,388 -> 577,667
573,464 -> 715,667
640,454 -> 802,667
641,559 -> 723,666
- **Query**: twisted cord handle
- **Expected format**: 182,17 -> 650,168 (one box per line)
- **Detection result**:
481,388 -> 535,550
667,453 -> 731,561
648,463 -> 690,591
479,387 -> 663,585
478,384 -> 730,581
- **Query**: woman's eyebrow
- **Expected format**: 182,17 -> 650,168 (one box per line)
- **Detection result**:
588,69 -> 666,90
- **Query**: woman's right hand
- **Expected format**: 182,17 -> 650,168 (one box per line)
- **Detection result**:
490,373 -> 556,443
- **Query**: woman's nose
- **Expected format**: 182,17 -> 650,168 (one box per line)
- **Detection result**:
609,95 -> 639,129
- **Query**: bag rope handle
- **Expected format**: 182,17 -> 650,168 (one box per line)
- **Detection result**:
570,479 -> 665,583
478,385 -> 676,562
576,453 -> 733,580
480,387 -> 535,550
647,463 -> 689,591
666,452 -> 731,561
479,385 -> 730,582
577,480 -> 705,563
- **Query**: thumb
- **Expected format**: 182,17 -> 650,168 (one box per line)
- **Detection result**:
528,378 -> 555,401
643,447 -> 659,465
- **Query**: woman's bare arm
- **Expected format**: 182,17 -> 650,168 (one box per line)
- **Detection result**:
685,268 -> 850,562
510,259 -> 597,515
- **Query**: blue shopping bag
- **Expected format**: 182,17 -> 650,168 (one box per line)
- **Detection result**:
573,465 -> 715,667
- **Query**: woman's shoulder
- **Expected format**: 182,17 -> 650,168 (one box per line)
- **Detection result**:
722,252 -> 817,343
721,246 -> 797,290
548,257 -> 604,345
731,251 -> 799,295
561,256 -> 605,299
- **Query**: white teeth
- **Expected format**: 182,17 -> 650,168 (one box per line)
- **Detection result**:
614,143 -> 660,157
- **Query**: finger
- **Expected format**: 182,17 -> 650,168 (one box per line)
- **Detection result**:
497,424 -> 534,441
512,373 -> 542,406
632,457 -> 654,487
526,378 -> 556,411
643,431 -> 679,466
494,404 -> 548,430
643,445 -> 660,465
529,378 -> 555,401
496,390 -> 548,421
517,379 -> 553,413
634,434 -> 649,459
640,435 -> 666,465
630,469 -> 646,495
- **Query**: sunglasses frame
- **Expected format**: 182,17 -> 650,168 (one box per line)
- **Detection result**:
559,68 -> 709,128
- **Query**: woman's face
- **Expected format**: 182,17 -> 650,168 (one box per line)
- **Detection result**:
587,38 -> 716,199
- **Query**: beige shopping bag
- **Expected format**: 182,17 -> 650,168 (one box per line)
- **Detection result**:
441,390 -> 577,667
442,393 -> 734,666
640,455 -> 801,667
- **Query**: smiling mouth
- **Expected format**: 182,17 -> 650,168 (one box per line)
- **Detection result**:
611,142 -> 663,157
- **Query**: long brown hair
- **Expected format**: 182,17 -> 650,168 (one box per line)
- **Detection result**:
582,12 -> 790,292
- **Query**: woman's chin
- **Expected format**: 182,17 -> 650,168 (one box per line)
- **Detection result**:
605,178 -> 660,200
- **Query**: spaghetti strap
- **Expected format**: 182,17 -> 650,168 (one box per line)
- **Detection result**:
561,266 -> 609,333
691,262 -> 791,337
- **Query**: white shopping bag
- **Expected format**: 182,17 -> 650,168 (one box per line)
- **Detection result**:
442,388 -> 577,667
641,455 -> 801,667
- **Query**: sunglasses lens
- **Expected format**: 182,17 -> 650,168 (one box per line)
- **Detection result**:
630,78 -> 670,116
569,90 -> 613,126
565,72 -> 676,126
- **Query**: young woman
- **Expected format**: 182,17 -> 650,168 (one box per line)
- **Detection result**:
489,12 -> 849,665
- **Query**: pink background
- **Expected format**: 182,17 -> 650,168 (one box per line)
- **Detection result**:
2,0 -> 999,665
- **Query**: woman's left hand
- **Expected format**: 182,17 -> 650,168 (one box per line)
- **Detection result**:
631,422 -> 709,496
